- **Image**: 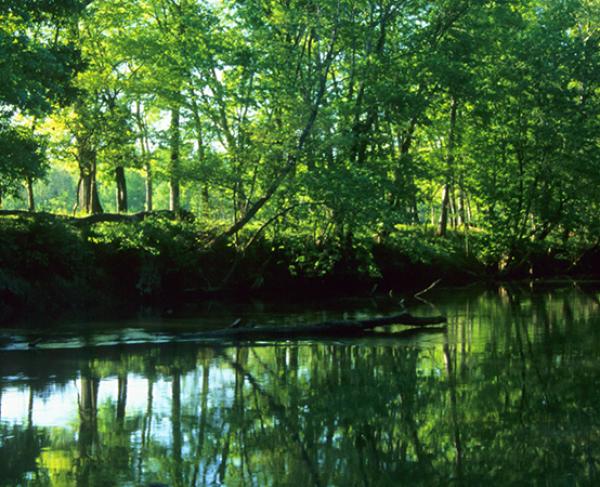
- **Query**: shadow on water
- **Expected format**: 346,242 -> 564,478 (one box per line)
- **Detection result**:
1,284 -> 600,486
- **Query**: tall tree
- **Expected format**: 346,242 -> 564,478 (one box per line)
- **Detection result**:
0,0 -> 84,204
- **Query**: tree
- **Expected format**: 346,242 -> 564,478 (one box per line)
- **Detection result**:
0,0 -> 84,206
461,0 -> 600,262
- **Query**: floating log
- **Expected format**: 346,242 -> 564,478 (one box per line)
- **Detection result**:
1,313 -> 447,352
194,312 -> 447,341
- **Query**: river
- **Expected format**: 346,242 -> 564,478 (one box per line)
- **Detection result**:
0,283 -> 599,485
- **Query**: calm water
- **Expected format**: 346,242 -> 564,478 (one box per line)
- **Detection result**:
1,284 -> 600,486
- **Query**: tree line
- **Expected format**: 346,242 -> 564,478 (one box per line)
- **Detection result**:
1,0 -> 599,257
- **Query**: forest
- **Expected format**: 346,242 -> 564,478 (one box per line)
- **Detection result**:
2,3 -> 600,484
1,0 -> 600,320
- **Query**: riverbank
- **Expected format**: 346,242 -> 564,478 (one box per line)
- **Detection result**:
1,213 -> 597,325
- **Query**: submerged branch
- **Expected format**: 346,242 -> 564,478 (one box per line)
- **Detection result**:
415,279 -> 442,298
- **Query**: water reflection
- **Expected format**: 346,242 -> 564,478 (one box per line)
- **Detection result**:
1,285 -> 600,485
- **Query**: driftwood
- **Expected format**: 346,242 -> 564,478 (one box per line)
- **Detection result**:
193,312 -> 447,341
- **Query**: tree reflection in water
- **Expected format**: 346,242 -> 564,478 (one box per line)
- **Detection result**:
0,286 -> 600,486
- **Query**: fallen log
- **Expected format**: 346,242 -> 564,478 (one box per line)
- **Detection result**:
0,209 -> 186,225
190,312 -> 447,341
0,312 -> 447,352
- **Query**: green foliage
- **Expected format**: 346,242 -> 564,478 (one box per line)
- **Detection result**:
0,0 -> 84,197
34,168 -> 77,212
89,216 -> 202,296
0,216 -> 95,320
0,3 -> 83,115
2,0 -> 600,303
388,225 -> 470,265
0,123 -> 46,196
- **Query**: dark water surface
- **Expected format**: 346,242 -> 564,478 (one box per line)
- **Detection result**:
1,284 -> 600,486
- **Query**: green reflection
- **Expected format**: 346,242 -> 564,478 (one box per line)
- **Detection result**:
1,286 -> 600,486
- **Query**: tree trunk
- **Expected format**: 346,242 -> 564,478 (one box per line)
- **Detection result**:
89,155 -> 103,214
78,173 -> 91,214
115,165 -> 128,213
25,177 -> 35,212
439,185 -> 450,236
450,189 -> 458,229
169,106 -> 181,212
457,184 -> 467,227
135,100 -> 153,212
438,96 -> 458,237
77,140 -> 103,215
190,94 -> 210,218
202,184 -> 210,218
411,196 -> 419,224
393,118 -> 418,220
145,161 -> 153,212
